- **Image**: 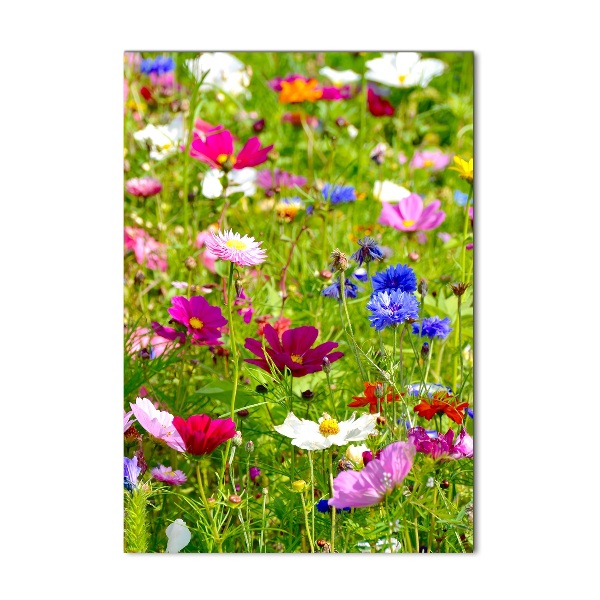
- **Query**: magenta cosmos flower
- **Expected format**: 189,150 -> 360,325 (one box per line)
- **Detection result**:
204,229 -> 267,267
190,126 -> 273,170
151,465 -> 187,486
124,227 -> 167,271
244,324 -> 343,378
130,397 -> 185,451
329,441 -> 415,509
172,414 -> 237,455
125,177 -> 162,198
168,295 -> 227,345
379,193 -> 445,232
407,426 -> 473,460
410,150 -> 451,171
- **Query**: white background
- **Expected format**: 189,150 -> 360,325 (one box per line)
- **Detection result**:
2,1 -> 598,598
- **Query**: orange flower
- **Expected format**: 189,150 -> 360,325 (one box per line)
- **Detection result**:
279,79 -> 323,103
413,392 -> 469,425
348,382 -> 403,414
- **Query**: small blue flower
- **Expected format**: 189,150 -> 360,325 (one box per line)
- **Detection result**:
366,290 -> 420,331
465,407 -> 474,419
412,316 -> 453,340
406,383 -> 453,397
317,499 -> 350,513
141,56 -> 175,75
124,456 -> 141,492
454,190 -> 469,207
372,264 -> 417,294
322,277 -> 359,301
350,236 -> 384,266
322,183 -> 356,205
353,267 -> 368,282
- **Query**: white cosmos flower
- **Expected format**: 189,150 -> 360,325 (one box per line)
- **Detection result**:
133,114 -> 183,161
365,52 -> 445,89
345,443 -> 369,466
373,180 -> 412,203
201,168 -> 257,199
319,66 -> 361,85
274,412 -> 378,450
165,519 -> 191,553
186,52 -> 251,97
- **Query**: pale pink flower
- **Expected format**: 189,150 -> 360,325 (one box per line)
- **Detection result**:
127,326 -> 180,358
205,229 -> 267,267
125,177 -> 162,198
124,227 -> 167,272
124,410 -> 135,432
410,150 -> 451,171
379,193 -> 445,232
129,397 -> 185,452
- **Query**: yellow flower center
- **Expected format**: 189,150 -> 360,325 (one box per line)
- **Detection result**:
319,418 -> 340,436
225,239 -> 248,250
217,153 -> 237,166
398,74 -> 408,84
290,354 -> 303,364
423,159 -> 434,167
403,220 -> 415,228
189,317 -> 204,330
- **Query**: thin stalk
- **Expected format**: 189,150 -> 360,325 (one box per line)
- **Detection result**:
196,463 -> 223,553
329,448 -> 336,553
308,450 -> 316,549
300,492 -> 315,552
339,271 -> 367,382
459,185 -> 474,281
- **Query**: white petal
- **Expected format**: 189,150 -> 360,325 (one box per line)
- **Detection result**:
165,519 -> 191,553
202,170 -> 224,199
373,180 -> 412,203
319,66 -> 361,85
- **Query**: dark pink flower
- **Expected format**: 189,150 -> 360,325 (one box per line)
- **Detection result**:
125,177 -> 162,198
151,322 -> 186,345
172,414 -> 237,455
124,227 -> 167,271
244,324 -> 343,378
407,426 -> 473,460
190,126 -> 273,170
367,87 -> 394,117
167,295 -> 228,345
379,193 -> 445,232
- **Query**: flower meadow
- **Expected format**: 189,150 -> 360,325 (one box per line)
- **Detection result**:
123,51 -> 473,553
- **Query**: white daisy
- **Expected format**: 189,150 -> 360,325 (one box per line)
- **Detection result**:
274,412 -> 378,450
186,52 -> 251,97
365,52 -> 445,89
319,66 -> 361,85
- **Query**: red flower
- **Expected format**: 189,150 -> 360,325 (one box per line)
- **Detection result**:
367,87 -> 395,117
413,392 -> 469,425
172,414 -> 236,455
190,126 -> 273,170
348,382 -> 403,414
244,324 -> 343,378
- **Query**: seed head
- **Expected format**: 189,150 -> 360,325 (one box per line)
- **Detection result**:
449,281 -> 472,297
184,256 -> 197,271
329,248 -> 349,272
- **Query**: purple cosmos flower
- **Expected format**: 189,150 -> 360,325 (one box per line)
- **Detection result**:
167,295 -> 228,345
244,325 -> 343,378
204,229 -> 267,267
124,456 -> 142,492
351,236 -> 384,266
379,193 -> 445,232
371,263 -> 417,294
249,467 -> 261,482
322,277 -> 359,301
407,426 -> 473,460
412,316 -> 453,340
367,290 -> 420,331
322,183 -> 356,205
151,465 -> 187,486
329,441 -> 415,509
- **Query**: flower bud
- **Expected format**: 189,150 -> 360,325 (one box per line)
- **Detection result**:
421,342 -> 430,360
227,494 -> 242,508
301,389 -> 314,399
418,278 -> 428,297
321,356 -> 331,374
376,416 -> 387,427
320,269 -> 333,279
374,383 -> 384,398
237,409 -> 250,418
252,118 -> 265,132
134,270 -> 145,285
245,441 -> 254,453
235,279 -> 244,297
232,431 -> 243,447
255,384 -> 268,394
292,479 -> 306,493
441,480 -> 450,489
408,252 -> 419,262
184,256 -> 197,271
329,248 -> 349,272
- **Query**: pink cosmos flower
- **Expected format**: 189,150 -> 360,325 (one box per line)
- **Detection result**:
190,126 -> 273,170
256,169 -> 307,194
167,296 -> 228,345
410,150 -> 451,171
379,193 -> 445,232
124,410 -> 135,432
124,227 -> 167,272
125,177 -> 162,198
328,441 -> 415,509
204,229 -> 267,267
407,426 -> 473,460
151,465 -> 187,486
151,322 -> 186,345
234,288 -> 254,324
127,326 -> 180,358
130,397 -> 185,452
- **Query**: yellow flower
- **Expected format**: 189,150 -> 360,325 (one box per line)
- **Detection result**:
449,156 -> 473,184
279,79 -> 323,104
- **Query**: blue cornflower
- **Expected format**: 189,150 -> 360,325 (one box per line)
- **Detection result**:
350,236 -> 384,266
406,383 -> 453,397
322,183 -> 356,205
465,407 -> 474,419
317,499 -> 350,513
353,267 -> 368,282
412,316 -> 453,340
366,290 -> 420,331
141,56 -> 175,75
124,456 -> 141,492
322,277 -> 359,301
454,190 -> 469,206
372,263 -> 417,294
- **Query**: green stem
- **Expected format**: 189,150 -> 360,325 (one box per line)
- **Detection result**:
300,492 -> 315,552
459,185 -> 474,281
309,450 -> 315,549
339,271 -> 367,382
196,463 -> 223,553
329,448 -> 336,553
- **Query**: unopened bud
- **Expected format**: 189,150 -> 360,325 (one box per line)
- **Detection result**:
134,270 -> 145,285
237,409 -> 249,418
245,441 -> 254,453
322,356 -> 331,374
232,431 -> 243,447
374,383 -> 384,399
292,480 -> 306,493
228,494 -> 242,507
421,342 -> 430,360
255,384 -> 268,394
134,449 -> 147,475
418,278 -> 428,297
408,252 -> 419,262
253,118 -> 265,132
184,256 -> 197,271
330,249 -> 349,272
320,269 -> 333,280
235,279 -> 243,297
376,416 -> 387,427
302,389 -> 314,399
